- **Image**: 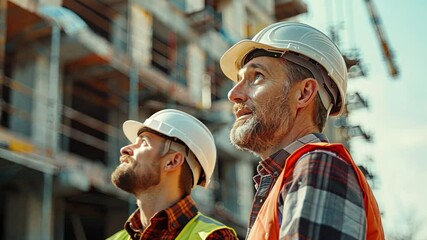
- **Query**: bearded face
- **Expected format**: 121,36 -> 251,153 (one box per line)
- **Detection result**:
229,57 -> 295,155
111,155 -> 161,194
230,86 -> 294,155
111,133 -> 165,194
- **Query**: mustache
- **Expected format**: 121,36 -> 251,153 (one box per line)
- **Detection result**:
233,103 -> 255,115
120,155 -> 134,164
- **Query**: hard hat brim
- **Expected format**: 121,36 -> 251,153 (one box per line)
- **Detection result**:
220,40 -> 284,82
123,120 -> 145,143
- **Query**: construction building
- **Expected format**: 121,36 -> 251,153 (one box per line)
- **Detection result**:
0,0 -> 378,239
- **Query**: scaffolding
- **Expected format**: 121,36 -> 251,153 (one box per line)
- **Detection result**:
0,0 -> 322,239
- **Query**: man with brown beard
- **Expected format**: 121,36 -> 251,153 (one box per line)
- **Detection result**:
220,22 -> 384,240
107,109 -> 237,240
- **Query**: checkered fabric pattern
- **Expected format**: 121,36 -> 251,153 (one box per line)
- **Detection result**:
248,133 -> 366,240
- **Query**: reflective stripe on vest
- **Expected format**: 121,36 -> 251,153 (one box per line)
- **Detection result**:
247,143 -> 384,240
107,212 -> 237,240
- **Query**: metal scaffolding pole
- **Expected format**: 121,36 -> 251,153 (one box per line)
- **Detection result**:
129,65 -> 138,120
47,24 -> 61,155
128,2 -> 138,120
41,172 -> 53,240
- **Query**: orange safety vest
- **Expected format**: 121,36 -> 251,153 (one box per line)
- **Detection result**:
247,143 -> 384,240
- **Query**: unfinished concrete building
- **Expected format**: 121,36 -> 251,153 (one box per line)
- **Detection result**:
0,0 -> 370,239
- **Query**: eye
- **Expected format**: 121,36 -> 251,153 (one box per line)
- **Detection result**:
135,135 -> 150,147
253,73 -> 264,84
140,138 -> 149,146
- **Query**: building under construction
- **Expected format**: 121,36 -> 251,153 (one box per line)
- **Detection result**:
0,0 -> 378,239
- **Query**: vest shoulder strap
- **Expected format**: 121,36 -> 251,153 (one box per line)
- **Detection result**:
176,212 -> 237,240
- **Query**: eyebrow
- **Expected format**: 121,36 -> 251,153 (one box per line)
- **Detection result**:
237,62 -> 270,81
137,128 -> 145,137
137,128 -> 154,140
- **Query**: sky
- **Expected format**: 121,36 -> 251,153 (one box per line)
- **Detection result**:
303,0 -> 427,238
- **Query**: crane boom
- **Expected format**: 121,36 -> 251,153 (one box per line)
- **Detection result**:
364,0 -> 399,78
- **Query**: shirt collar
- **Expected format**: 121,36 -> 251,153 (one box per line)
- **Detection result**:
124,195 -> 198,236
257,133 -> 328,177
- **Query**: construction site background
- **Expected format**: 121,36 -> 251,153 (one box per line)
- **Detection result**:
0,0 -> 381,239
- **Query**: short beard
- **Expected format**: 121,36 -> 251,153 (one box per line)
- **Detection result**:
230,85 -> 293,156
111,155 -> 161,194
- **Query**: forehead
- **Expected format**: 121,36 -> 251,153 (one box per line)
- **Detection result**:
238,56 -> 285,76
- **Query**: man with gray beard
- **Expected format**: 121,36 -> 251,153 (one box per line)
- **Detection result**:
220,22 -> 384,240
107,109 -> 237,240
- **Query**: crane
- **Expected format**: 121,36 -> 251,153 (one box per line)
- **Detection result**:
364,0 -> 399,78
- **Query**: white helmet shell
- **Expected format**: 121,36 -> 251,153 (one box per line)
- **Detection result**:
122,109 -> 216,187
220,21 -> 347,116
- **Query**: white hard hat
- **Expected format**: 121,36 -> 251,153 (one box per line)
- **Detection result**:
122,109 -> 216,188
220,21 -> 347,116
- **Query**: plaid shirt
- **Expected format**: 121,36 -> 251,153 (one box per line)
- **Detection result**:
124,195 -> 237,240
248,133 -> 366,239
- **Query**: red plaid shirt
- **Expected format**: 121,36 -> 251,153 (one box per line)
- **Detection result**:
124,195 -> 237,239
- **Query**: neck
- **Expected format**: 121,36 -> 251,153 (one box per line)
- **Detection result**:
258,112 -> 319,159
134,181 -> 183,227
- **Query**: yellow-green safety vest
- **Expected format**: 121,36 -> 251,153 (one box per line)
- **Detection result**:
107,212 -> 237,240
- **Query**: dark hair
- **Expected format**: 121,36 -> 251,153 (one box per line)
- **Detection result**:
283,59 -> 328,131
179,159 -> 193,195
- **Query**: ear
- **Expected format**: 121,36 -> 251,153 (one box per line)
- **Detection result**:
296,78 -> 318,110
164,152 -> 185,172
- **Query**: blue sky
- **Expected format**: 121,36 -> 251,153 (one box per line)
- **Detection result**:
304,0 -> 427,238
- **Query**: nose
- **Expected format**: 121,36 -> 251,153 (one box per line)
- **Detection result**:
228,81 -> 247,103
120,144 -> 133,156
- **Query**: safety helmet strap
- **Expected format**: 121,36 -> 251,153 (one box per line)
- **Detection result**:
143,127 -> 202,188
164,140 -> 202,188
